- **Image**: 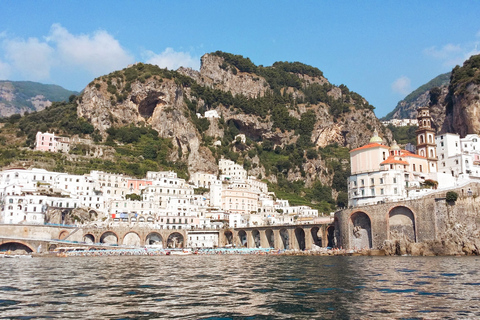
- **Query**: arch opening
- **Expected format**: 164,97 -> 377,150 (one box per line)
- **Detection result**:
280,228 -> 289,250
237,230 -> 247,247
265,229 -> 274,248
327,226 -> 335,248
100,231 -> 118,245
123,232 -> 141,246
389,206 -> 416,242
294,228 -> 306,250
146,232 -> 163,247
224,231 -> 233,246
350,212 -> 372,249
83,234 -> 95,244
167,232 -> 184,248
58,230 -> 69,240
252,230 -> 261,248
0,242 -> 33,253
310,227 -> 322,247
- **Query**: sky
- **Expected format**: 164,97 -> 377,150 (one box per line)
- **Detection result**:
0,1 -> 479,117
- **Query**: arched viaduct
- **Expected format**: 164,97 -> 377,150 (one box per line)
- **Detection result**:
220,224 -> 334,250
334,183 -> 480,250
80,226 -> 187,249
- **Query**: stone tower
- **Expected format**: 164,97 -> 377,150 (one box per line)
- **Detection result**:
416,106 -> 437,173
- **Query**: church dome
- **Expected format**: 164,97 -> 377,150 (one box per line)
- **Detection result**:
390,140 -> 401,151
369,129 -> 383,144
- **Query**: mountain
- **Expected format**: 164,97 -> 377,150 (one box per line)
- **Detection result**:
441,54 -> 480,136
0,81 -> 78,117
1,51 -> 392,212
382,72 -> 451,121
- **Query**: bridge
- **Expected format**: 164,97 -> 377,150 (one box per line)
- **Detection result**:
0,220 -> 336,253
221,223 -> 335,250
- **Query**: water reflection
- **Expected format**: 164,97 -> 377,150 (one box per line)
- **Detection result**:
0,256 -> 479,319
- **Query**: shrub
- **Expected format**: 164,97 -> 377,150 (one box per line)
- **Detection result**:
446,191 -> 458,203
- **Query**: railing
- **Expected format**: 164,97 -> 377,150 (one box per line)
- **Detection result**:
44,222 -> 77,228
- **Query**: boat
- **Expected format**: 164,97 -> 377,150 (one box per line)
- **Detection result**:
168,249 -> 193,255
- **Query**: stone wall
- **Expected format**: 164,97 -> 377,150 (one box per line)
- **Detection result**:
335,183 -> 480,255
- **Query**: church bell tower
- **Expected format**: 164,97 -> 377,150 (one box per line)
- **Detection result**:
416,106 -> 437,173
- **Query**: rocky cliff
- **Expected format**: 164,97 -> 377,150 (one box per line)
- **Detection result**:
0,81 -> 77,117
76,52 -> 390,198
441,54 -> 480,136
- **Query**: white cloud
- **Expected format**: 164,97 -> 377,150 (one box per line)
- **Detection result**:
144,47 -> 200,70
4,37 -> 54,80
424,34 -> 480,68
0,24 -> 134,84
0,58 -> 11,80
391,76 -> 411,95
47,24 -> 134,75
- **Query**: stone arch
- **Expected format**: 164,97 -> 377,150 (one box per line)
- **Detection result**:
280,228 -> 289,249
294,227 -> 306,250
349,211 -> 372,249
265,229 -> 274,248
237,230 -> 247,247
123,232 -> 141,246
146,232 -> 163,246
0,241 -> 34,253
224,231 -> 233,246
167,232 -> 184,248
83,234 -> 95,244
252,230 -> 261,248
310,226 -> 322,247
99,231 -> 118,245
58,230 -> 70,240
388,206 -> 416,242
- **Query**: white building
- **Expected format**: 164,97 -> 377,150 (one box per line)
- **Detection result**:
436,133 -> 480,180
187,230 -> 219,248
219,158 -> 247,181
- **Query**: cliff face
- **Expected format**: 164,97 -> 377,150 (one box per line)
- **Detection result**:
77,53 -> 389,186
442,55 -> 480,136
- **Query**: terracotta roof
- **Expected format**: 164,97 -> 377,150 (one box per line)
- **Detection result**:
350,143 -> 389,153
400,150 -> 427,159
380,156 -> 409,165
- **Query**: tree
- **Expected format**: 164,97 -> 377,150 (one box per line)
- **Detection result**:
446,191 -> 458,203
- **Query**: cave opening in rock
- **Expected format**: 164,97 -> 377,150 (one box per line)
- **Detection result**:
134,91 -> 165,119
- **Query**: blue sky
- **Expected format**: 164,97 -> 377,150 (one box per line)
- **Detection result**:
1,1 -> 479,117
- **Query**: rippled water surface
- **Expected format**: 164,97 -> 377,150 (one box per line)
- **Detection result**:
1,255 -> 480,319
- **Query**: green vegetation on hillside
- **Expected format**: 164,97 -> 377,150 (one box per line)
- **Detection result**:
386,124 -> 418,145
449,54 -> 480,95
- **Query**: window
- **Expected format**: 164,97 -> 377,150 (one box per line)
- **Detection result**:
394,188 -> 398,194
370,178 -> 374,185
393,177 -> 397,183
380,188 -> 384,195
380,178 -> 384,184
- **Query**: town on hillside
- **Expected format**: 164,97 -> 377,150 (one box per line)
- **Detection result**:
2,106 -> 480,249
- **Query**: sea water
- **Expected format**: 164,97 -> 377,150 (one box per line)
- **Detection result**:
1,255 -> 479,319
